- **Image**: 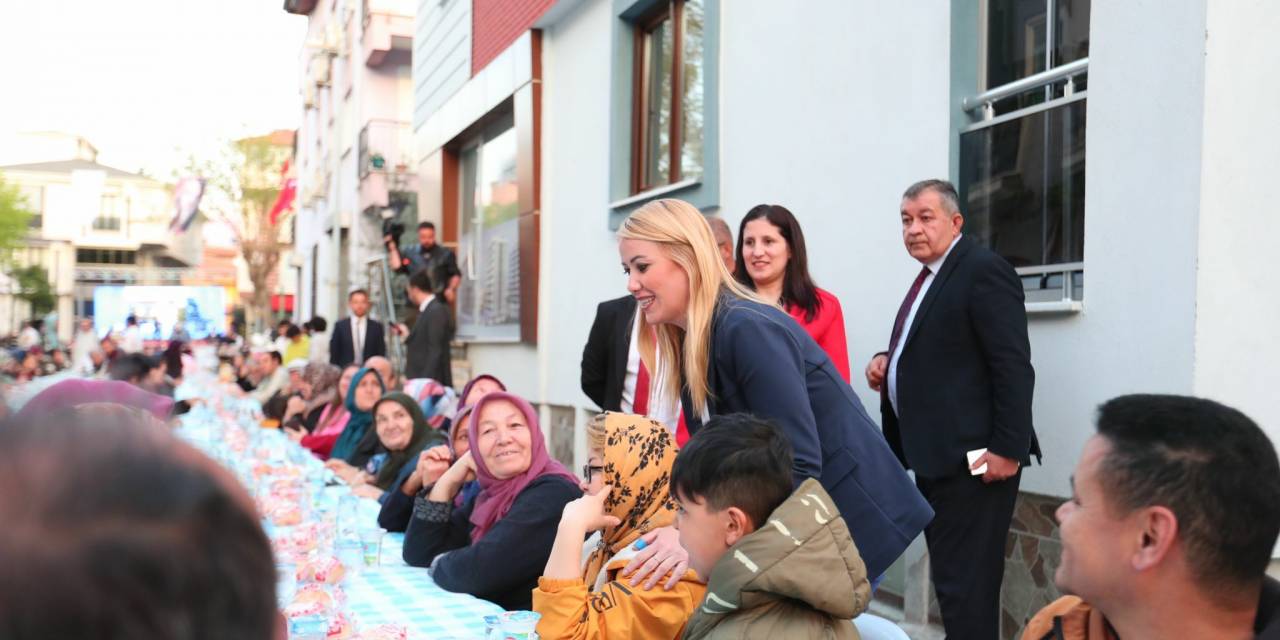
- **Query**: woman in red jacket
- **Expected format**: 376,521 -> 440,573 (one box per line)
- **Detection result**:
734,204 -> 851,382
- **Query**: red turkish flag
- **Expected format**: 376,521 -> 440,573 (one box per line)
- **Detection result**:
268,159 -> 296,225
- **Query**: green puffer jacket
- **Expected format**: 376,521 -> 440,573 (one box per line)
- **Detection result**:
681,478 -> 871,640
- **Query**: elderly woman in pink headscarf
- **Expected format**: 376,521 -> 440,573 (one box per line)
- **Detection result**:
401,391 -> 580,611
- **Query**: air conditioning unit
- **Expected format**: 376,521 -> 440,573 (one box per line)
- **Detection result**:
311,55 -> 331,87
325,22 -> 346,55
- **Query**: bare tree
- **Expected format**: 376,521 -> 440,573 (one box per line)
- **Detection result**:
182,133 -> 294,333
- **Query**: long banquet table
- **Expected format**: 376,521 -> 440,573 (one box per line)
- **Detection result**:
174,362 -> 502,640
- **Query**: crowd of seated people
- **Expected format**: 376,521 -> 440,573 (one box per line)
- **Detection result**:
5,305 -> 1276,640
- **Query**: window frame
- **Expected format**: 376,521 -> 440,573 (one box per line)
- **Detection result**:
609,0 -> 719,228
435,32 -> 543,346
453,109 -> 521,343
19,185 -> 43,229
629,1 -> 686,194
954,0 -> 1090,313
94,194 -> 125,232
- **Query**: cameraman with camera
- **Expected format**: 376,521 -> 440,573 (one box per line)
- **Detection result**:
385,221 -> 461,305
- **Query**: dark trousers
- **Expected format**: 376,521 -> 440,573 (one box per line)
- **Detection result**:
917,470 -> 1021,640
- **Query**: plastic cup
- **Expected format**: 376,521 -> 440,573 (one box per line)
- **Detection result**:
337,495 -> 361,536
483,614 -> 501,640
358,528 -> 385,568
335,539 -> 362,579
498,611 -> 541,639
276,561 -> 298,607
288,613 -> 328,640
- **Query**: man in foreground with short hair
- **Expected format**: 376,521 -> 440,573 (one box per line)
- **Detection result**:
672,413 -> 870,639
0,406 -> 280,639
1022,394 -> 1280,640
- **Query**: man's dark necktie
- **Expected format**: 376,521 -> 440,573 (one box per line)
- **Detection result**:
887,266 -> 932,356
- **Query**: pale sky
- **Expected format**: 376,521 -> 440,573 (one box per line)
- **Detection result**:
0,0 -> 307,179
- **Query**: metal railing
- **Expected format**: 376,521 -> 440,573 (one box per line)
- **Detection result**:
358,120 -> 412,179
1015,262 -> 1084,305
962,57 -> 1089,120
74,266 -> 192,284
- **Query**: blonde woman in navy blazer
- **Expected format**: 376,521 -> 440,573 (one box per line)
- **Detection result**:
616,198 -> 933,581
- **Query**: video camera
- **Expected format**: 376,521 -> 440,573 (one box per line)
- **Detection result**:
382,217 -> 405,245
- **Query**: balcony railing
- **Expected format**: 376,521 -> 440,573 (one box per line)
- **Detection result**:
963,57 -> 1089,121
358,120 -> 412,180
74,265 -> 192,285
362,7 -> 413,67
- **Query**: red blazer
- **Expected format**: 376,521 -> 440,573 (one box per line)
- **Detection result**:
787,288 -> 851,382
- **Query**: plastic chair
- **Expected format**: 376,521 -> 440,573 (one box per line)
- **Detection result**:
853,613 -> 911,640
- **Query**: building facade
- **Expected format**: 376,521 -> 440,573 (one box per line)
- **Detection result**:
286,0 -> 419,335
274,0 -> 1280,637
401,1 -> 1280,637
0,133 -> 204,341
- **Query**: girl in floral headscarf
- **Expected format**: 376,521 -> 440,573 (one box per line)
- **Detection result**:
533,412 -> 705,639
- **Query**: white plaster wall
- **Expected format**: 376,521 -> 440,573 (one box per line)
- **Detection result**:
1018,0 -> 1209,496
718,0 -> 953,435
408,0 -> 1254,502
1193,0 -> 1280,449
467,344 -> 541,405
459,0 -> 612,444
535,0 -> 618,411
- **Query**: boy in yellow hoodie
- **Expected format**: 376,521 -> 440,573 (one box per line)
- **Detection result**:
533,413 -> 706,639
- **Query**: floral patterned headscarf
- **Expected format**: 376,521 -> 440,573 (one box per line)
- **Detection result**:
582,412 -> 680,587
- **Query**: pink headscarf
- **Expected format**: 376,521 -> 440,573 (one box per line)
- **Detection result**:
467,392 -> 577,543
16,379 -> 174,421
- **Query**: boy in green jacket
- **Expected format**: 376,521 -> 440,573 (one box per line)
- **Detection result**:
672,414 -> 872,640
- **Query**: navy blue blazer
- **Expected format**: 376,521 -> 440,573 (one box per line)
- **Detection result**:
684,296 -> 934,578
879,235 -> 1039,479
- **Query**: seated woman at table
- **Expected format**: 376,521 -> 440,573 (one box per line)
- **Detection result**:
402,391 -> 581,611
347,392 -> 446,500
460,374 -> 505,406
280,362 -> 335,432
284,366 -> 348,445
325,367 -> 385,479
434,373 -> 507,434
377,404 -> 478,532
285,366 -> 355,460
533,412 -> 705,640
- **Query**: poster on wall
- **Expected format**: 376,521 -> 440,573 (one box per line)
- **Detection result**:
94,286 -> 227,340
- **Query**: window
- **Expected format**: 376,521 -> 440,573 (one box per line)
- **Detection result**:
455,111 -> 521,341
94,194 -> 126,232
958,0 -> 1089,304
631,0 -> 704,194
76,248 -> 137,265
18,185 -> 43,229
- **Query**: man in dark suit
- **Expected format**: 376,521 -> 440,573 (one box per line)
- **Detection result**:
393,270 -> 454,386
329,289 -> 386,368
580,295 -> 637,412
865,179 -> 1038,640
